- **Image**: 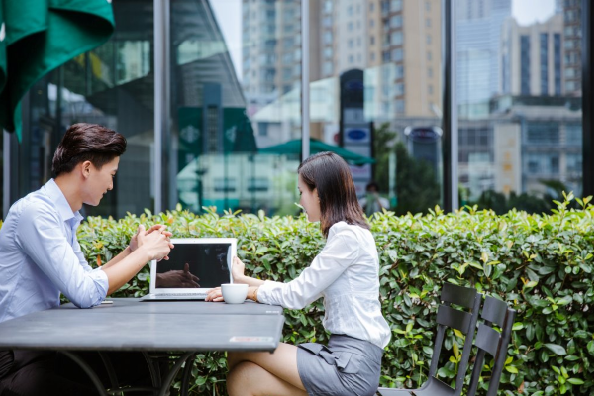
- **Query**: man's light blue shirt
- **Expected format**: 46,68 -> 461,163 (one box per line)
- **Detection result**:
0,179 -> 109,323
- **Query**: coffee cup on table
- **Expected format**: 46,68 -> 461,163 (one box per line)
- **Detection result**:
221,283 -> 248,304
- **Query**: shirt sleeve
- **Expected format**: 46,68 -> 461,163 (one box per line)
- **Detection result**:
15,204 -> 108,308
257,228 -> 359,309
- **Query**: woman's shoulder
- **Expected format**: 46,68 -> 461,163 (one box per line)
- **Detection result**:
328,221 -> 372,241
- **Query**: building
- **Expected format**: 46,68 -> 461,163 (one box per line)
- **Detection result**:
456,0 -> 512,118
501,14 -> 564,96
1,0 -> 589,219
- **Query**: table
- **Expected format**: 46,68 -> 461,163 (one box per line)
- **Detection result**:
0,298 -> 285,395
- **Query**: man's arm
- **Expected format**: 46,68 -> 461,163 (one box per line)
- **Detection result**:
16,204 -> 109,308
100,225 -> 171,270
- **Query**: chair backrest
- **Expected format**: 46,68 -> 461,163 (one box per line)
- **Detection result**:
467,296 -> 516,396
429,283 -> 482,395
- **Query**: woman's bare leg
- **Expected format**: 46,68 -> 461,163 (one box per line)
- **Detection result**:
228,361 -> 308,396
227,343 -> 307,395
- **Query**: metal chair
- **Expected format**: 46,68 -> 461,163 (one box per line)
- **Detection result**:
467,296 -> 516,396
377,283 -> 482,396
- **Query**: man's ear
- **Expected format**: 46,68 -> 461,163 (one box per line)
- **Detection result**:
81,160 -> 93,179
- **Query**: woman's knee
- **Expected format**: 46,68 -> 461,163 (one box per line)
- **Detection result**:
227,361 -> 257,395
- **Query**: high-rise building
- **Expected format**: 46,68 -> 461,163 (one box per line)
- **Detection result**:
563,0 -> 581,96
500,14 -> 564,96
456,0 -> 512,118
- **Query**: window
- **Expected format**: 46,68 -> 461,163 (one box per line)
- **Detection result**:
426,35 -> 432,45
426,18 -> 431,27
370,36 -> 375,45
540,33 -> 549,95
521,35 -> 530,95
427,51 -> 432,61
390,15 -> 402,28
392,48 -> 403,61
391,31 -> 403,45
554,33 -> 561,95
391,0 -> 402,12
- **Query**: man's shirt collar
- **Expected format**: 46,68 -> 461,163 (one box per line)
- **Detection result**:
44,179 -> 83,224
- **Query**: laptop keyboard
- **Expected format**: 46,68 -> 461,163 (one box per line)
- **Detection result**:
157,293 -> 207,297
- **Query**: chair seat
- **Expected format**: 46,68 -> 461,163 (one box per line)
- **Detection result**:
377,376 -> 455,396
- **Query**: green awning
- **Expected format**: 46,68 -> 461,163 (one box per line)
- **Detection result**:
259,138 -> 376,166
0,0 -> 115,141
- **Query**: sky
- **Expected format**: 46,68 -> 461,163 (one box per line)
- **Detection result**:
209,0 -> 559,82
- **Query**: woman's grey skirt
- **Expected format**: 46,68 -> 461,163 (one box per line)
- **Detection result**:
296,335 -> 383,396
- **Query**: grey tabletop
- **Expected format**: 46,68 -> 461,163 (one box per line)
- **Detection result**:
0,299 -> 284,353
56,298 -> 284,316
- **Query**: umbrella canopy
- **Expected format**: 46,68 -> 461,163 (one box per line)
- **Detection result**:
0,0 -> 115,141
259,138 -> 375,166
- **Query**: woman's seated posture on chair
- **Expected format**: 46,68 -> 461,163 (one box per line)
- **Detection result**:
206,151 -> 391,396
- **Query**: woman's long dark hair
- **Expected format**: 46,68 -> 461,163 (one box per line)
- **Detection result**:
298,151 -> 369,238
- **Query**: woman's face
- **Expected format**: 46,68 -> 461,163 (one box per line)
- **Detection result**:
298,174 -> 321,222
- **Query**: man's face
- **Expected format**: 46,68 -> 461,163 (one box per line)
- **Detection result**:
82,156 -> 120,206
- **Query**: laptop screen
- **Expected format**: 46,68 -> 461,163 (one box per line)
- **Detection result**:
154,242 -> 232,289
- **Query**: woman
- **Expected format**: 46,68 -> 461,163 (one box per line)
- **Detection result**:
206,152 -> 391,396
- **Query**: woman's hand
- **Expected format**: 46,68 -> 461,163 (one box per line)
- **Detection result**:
232,256 -> 247,283
205,287 -> 224,302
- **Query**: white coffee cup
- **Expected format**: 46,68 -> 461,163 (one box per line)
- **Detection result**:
221,283 -> 248,304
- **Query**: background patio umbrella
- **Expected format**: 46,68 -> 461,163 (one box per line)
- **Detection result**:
0,0 -> 115,142
259,138 -> 376,166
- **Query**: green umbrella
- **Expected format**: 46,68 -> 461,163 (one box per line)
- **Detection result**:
259,138 -> 376,166
0,0 -> 115,141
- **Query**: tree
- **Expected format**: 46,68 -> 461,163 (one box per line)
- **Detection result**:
373,123 -> 441,215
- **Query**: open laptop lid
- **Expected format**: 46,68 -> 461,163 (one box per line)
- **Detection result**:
148,238 -> 237,294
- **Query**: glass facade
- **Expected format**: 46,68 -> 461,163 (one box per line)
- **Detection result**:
307,0 -> 443,215
457,0 -> 583,213
169,0 -> 301,216
1,0 -> 589,218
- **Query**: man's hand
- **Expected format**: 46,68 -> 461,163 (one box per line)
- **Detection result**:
130,224 -> 173,260
155,263 -> 200,288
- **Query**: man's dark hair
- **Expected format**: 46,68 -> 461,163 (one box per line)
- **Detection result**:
52,123 -> 127,177
298,151 -> 369,238
366,181 -> 380,192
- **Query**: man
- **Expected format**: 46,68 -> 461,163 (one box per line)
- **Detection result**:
0,123 -> 173,395
359,181 -> 390,216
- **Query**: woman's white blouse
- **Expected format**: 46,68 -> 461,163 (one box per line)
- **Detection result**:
257,221 -> 391,349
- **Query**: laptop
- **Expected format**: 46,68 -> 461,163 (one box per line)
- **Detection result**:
140,238 -> 237,301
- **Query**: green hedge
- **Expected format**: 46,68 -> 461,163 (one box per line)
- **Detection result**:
4,194 -> 593,395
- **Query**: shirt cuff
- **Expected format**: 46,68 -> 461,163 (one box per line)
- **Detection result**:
89,267 -> 109,305
257,280 -> 281,305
